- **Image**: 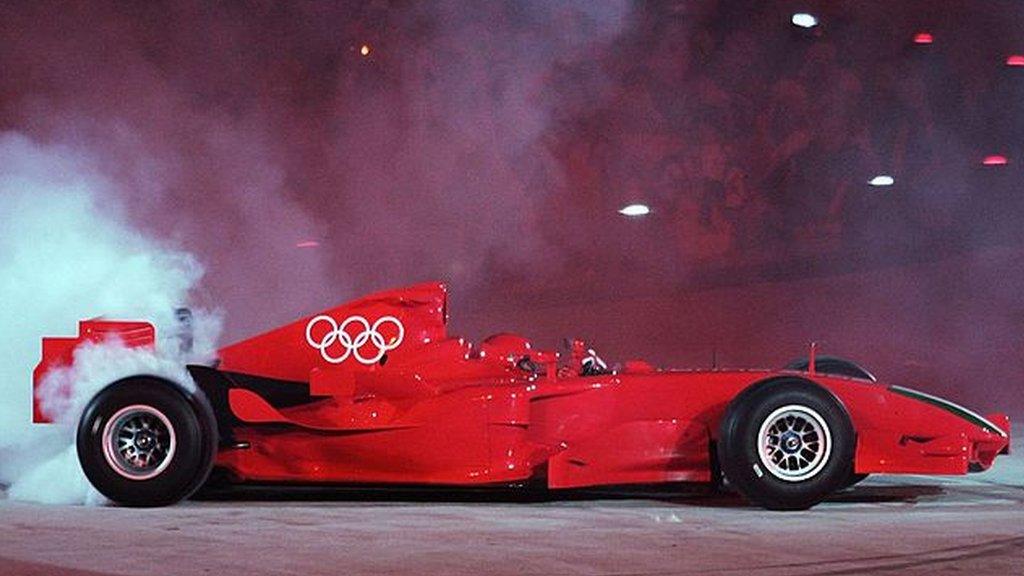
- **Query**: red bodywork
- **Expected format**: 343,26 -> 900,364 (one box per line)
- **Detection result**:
33,282 -> 1010,488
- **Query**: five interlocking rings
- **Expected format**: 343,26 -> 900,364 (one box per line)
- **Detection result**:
305,314 -> 405,365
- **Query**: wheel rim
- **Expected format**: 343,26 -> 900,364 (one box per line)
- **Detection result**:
756,404 -> 832,482
101,404 -> 177,481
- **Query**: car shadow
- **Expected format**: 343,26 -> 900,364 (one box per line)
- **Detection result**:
660,483 -> 946,508
823,484 -> 946,504
191,482 -> 946,508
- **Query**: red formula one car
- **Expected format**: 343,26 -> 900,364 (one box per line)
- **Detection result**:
33,282 -> 1010,509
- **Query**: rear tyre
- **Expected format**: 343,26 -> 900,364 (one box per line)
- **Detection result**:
718,378 -> 855,510
77,377 -> 217,507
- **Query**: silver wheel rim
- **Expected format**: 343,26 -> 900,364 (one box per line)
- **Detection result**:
757,404 -> 832,482
101,404 -> 177,481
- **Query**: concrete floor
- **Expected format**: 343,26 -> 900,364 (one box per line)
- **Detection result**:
2,448 -> 1022,576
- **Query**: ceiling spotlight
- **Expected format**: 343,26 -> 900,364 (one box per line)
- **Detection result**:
296,240 -> 320,248
360,44 -> 371,57
1006,54 -> 1024,67
913,32 -> 934,45
618,203 -> 650,217
868,175 -> 895,186
982,155 -> 1008,166
791,13 -> 818,29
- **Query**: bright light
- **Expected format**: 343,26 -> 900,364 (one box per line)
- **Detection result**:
913,32 -> 934,45
982,155 -> 1008,166
791,13 -> 818,28
296,240 -> 320,248
360,44 -> 371,57
868,175 -> 895,186
1006,54 -> 1024,67
618,203 -> 650,217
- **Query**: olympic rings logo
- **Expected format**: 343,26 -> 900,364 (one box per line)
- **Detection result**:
305,314 -> 405,365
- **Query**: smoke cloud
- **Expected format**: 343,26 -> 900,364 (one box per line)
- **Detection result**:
0,1 -> 639,341
0,132 -> 219,504
0,1 -> 635,504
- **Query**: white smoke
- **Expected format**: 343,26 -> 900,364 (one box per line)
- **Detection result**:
0,132 -> 220,504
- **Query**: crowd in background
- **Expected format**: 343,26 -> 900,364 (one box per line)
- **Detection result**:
2,0 -> 1022,299
538,1 -> 1024,277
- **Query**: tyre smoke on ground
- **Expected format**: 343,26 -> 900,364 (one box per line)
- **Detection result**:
0,133 -> 220,504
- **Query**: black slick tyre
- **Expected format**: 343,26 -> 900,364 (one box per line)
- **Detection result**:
76,377 -> 217,507
717,378 -> 855,510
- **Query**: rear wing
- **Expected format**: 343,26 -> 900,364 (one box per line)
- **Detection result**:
32,320 -> 156,423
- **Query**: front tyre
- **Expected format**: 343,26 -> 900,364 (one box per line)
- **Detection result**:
77,377 -> 217,507
718,378 -> 855,510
